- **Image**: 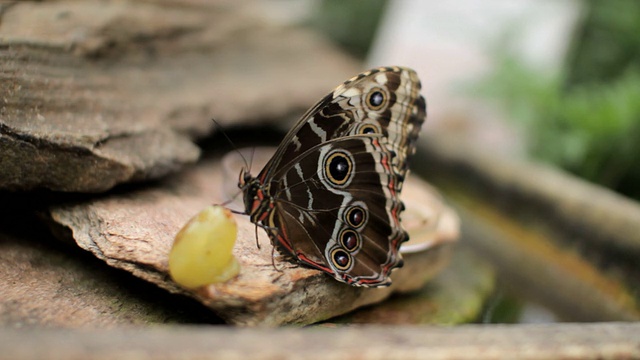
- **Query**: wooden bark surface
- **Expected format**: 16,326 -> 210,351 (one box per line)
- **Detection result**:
1,323 -> 639,360
0,0 -> 359,192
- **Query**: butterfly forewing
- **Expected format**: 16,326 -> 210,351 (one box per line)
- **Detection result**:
256,66 -> 424,184
241,66 -> 426,287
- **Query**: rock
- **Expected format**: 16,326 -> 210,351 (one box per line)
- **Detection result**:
48,150 -> 459,326
329,248 -> 496,325
0,0 -> 360,192
0,210 -> 222,328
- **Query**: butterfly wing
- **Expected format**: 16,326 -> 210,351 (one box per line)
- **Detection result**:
256,66 -> 425,185
243,66 -> 426,287
267,136 -> 407,286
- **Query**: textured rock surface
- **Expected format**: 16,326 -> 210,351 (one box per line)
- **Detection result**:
0,0 -> 359,192
0,214 -> 222,328
0,0 -> 462,328
329,248 -> 496,325
47,151 -> 459,326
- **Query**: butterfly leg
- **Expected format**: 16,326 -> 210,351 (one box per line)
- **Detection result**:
254,224 -> 261,250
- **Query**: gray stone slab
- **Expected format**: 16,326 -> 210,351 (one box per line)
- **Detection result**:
0,0 -> 359,192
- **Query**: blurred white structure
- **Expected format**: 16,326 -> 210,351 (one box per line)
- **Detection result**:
368,0 -> 581,154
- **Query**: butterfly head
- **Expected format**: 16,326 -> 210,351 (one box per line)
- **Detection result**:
238,168 -> 265,218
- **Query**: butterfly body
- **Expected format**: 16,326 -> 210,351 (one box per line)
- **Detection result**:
239,66 -> 426,287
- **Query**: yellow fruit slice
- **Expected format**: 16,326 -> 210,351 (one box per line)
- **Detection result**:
169,205 -> 240,289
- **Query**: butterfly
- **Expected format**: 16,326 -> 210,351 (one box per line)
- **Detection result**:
239,66 -> 426,287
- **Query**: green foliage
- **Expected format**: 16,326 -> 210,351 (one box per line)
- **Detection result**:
476,53 -> 640,199
310,0 -> 388,59
475,0 -> 640,200
564,0 -> 640,87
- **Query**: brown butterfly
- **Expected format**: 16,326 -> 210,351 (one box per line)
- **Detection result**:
239,66 -> 426,287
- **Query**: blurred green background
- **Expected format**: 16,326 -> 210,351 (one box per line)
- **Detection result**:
476,0 -> 640,200
312,0 -> 640,201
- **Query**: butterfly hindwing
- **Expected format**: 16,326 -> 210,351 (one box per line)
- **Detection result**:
268,136 -> 406,286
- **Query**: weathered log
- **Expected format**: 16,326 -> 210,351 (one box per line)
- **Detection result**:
1,323 -> 639,360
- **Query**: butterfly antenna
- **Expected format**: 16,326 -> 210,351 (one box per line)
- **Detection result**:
216,185 -> 240,204
215,196 -> 245,215
249,146 -> 256,174
211,118 -> 250,171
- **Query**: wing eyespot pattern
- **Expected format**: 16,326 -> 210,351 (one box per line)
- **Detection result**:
330,248 -> 353,271
365,87 -> 388,111
322,149 -> 354,188
357,123 -> 380,135
339,229 -> 361,252
345,204 -> 367,229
